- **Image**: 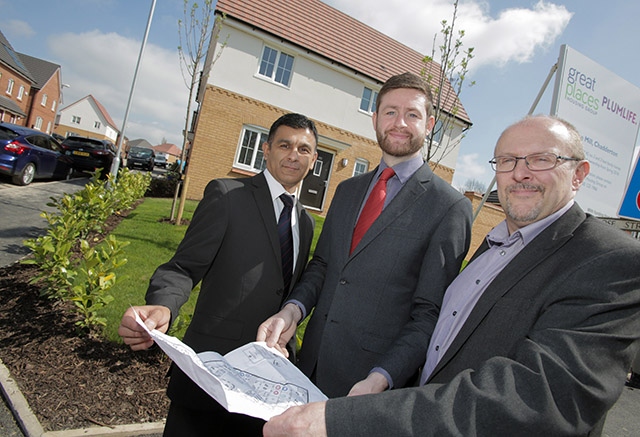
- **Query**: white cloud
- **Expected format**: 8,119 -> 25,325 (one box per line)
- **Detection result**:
47,30 -> 187,146
0,19 -> 36,39
325,0 -> 572,72
451,152 -> 490,188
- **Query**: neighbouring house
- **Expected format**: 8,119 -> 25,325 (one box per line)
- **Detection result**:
183,0 -> 473,216
17,53 -> 63,135
0,29 -> 63,131
128,138 -> 154,151
54,94 -> 119,144
153,142 -> 181,164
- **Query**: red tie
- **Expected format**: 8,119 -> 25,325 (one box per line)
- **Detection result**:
350,167 -> 395,254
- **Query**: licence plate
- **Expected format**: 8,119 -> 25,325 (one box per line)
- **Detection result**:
73,151 -> 90,157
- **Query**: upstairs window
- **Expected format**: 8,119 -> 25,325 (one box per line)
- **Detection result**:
236,126 -> 268,172
41,94 -> 48,106
353,158 -> 369,176
17,85 -> 25,100
6,79 -> 14,95
258,46 -> 294,87
94,121 -> 101,129
51,100 -> 56,112
72,115 -> 81,124
360,87 -> 378,113
35,117 -> 43,130
431,119 -> 444,144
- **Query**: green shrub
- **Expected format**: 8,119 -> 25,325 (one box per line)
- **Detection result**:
22,170 -> 150,333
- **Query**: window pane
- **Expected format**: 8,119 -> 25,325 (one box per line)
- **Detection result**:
360,87 -> 372,111
275,52 -> 294,85
239,130 -> 259,165
253,133 -> 268,170
259,46 -> 277,78
371,92 -> 378,112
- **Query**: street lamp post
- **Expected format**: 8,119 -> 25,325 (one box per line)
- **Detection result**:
108,0 -> 157,185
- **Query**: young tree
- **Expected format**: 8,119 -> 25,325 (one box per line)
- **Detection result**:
173,0 -> 216,224
459,177 -> 487,194
422,0 -> 475,166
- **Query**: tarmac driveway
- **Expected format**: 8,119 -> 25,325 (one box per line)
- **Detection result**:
0,177 -> 88,267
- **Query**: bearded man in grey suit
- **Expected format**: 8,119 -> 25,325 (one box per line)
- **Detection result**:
118,113 -> 318,436
263,115 -> 640,437
258,72 -> 473,398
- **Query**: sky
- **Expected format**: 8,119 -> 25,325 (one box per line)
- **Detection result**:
1,0 -> 639,191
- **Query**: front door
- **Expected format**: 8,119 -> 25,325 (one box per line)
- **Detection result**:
300,149 -> 333,210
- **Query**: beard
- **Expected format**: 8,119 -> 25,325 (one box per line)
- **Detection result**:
376,129 -> 424,157
501,183 -> 546,225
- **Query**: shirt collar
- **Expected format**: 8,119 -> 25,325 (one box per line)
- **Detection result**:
378,155 -> 424,184
487,199 -> 575,247
263,169 -> 295,203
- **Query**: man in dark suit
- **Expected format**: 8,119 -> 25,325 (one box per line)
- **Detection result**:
258,72 -> 473,398
263,115 -> 640,437
118,113 -> 318,436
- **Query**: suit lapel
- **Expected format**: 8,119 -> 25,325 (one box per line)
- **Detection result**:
428,204 -> 586,380
252,173 -> 281,265
349,162 -> 432,258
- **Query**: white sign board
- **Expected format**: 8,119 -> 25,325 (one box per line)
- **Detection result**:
551,45 -> 640,217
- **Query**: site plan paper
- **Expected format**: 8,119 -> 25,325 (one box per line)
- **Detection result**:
133,311 -> 327,420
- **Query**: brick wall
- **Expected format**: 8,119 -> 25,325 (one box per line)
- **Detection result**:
464,191 -> 505,257
185,86 -> 458,216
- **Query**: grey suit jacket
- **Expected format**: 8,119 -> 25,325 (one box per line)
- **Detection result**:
325,203 -> 640,436
145,172 -> 314,409
292,162 -> 473,397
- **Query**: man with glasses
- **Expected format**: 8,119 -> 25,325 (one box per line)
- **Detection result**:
263,114 -> 640,437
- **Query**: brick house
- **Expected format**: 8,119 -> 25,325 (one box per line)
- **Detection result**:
184,0 -> 473,216
54,94 -> 119,143
17,53 -> 63,135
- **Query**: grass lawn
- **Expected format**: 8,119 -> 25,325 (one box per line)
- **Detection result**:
100,197 -> 324,343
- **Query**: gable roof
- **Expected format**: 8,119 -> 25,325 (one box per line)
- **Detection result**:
216,0 -> 470,125
154,143 -> 182,157
17,53 -> 60,90
0,29 -> 35,83
129,138 -> 154,149
62,95 -> 119,131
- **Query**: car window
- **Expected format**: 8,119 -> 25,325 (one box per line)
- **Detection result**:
63,137 -> 104,150
48,138 -> 62,152
26,135 -> 48,149
0,126 -> 19,141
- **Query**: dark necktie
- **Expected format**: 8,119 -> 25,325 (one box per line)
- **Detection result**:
350,167 -> 395,254
278,193 -> 294,291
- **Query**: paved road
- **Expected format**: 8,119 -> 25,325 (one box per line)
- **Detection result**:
0,177 -> 89,268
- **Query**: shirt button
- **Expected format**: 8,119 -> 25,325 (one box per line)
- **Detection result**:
500,250 -> 506,256
339,279 -> 347,285
452,311 -> 457,316
475,279 -> 480,285
435,345 -> 439,351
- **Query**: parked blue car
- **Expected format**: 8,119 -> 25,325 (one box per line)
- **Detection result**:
0,122 -> 74,186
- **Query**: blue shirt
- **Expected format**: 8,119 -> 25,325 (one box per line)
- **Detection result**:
420,200 -> 575,384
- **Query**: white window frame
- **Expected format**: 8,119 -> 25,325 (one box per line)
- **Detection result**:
234,126 -> 269,172
41,94 -> 48,106
72,115 -> 81,124
51,100 -> 56,112
359,87 -> 378,114
6,79 -> 14,95
17,85 -> 25,100
94,121 -> 101,129
34,117 -> 43,130
353,158 -> 369,176
257,45 -> 295,87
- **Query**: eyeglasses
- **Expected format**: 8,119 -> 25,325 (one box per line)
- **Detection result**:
489,153 -> 581,173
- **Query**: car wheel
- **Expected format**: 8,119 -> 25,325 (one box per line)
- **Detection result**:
13,162 -> 36,186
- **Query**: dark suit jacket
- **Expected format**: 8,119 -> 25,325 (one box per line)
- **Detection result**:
145,173 -> 314,410
291,162 -> 473,397
325,204 -> 640,436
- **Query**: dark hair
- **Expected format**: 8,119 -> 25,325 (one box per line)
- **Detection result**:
376,72 -> 434,118
268,113 -> 318,150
